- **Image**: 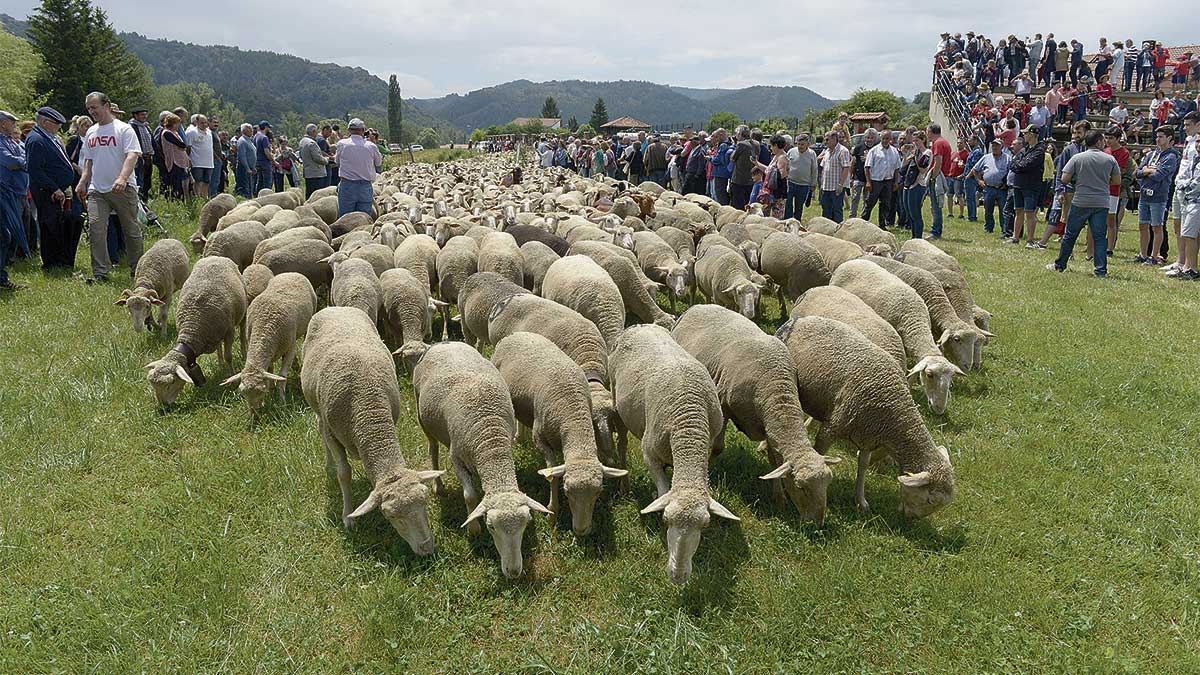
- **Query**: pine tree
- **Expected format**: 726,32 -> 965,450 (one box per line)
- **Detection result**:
567,115 -> 578,132
589,97 -> 609,130
541,96 -> 559,120
387,74 -> 403,144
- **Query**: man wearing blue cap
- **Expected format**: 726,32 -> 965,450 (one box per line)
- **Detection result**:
0,109 -> 28,290
253,121 -> 274,194
26,106 -> 82,271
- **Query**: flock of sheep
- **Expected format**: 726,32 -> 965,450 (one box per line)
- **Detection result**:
116,154 -> 993,585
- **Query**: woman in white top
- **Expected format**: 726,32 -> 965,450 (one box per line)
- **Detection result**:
185,115 -> 214,198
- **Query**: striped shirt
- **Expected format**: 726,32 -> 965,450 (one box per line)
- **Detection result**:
818,143 -> 852,192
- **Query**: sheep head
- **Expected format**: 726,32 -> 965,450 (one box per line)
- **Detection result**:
349,468 -> 445,556
972,305 -> 992,332
188,231 -> 208,253
908,355 -> 964,415
115,288 -> 164,332
640,488 -> 739,585
722,280 -> 762,320
220,368 -> 287,412
760,453 -> 841,526
896,445 -> 955,519
937,327 -> 984,373
145,357 -> 192,406
738,241 -> 761,270
539,457 -> 627,536
462,490 -> 551,578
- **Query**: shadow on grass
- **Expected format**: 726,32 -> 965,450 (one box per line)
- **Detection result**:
323,475 -> 441,573
678,522 -> 751,615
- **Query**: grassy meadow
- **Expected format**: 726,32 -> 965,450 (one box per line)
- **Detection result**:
1,186 -> 1199,674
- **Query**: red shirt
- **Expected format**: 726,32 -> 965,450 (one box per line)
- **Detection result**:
1153,48 -> 1168,68
998,128 -> 1017,148
1095,82 -> 1113,100
1104,146 -> 1129,196
1176,58 -> 1191,77
930,136 -> 953,176
1156,99 -> 1175,123
948,149 -> 968,178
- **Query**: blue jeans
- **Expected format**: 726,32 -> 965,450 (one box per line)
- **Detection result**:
1123,60 -> 1135,91
965,179 -> 978,221
928,175 -> 945,237
647,169 -> 666,187
253,162 -> 273,195
1055,206 -> 1108,275
818,189 -> 843,223
1001,191 -> 1016,236
982,186 -> 1003,232
234,164 -> 250,198
786,181 -> 811,220
0,190 -> 20,283
337,179 -> 373,217
906,184 -> 928,239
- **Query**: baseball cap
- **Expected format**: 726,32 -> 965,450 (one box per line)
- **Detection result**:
258,120 -> 271,128
989,138 -> 1004,146
1021,124 -> 1039,134
348,118 -> 365,130
36,106 -> 66,125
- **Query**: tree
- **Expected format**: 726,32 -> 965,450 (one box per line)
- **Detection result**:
469,128 -> 486,143
541,96 -> 560,120
521,119 -> 548,135
567,115 -> 578,132
150,81 -> 245,130
0,30 -> 46,117
708,111 -> 739,132
575,123 -> 596,138
589,97 -> 609,130
416,127 -> 440,148
387,74 -> 403,145
27,0 -> 153,117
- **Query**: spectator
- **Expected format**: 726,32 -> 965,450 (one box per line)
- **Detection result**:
129,106 -> 154,202
1137,41 -> 1154,92
861,130 -> 902,228
1122,39 -> 1137,92
643,134 -> 668,188
969,138 -> 1011,234
210,118 -> 227,195
274,138 -> 300,191
299,124 -> 330,198
1097,127 -> 1131,258
1013,71 -> 1034,102
0,110 -> 28,290
1109,100 -> 1130,129
1069,39 -> 1084,87
683,132 -> 710,197
26,106 -> 82,272
729,126 -> 756,210
961,137 -> 984,221
235,124 -> 255,199
322,124 -> 340,186
150,111 -> 168,197
1094,75 -> 1114,112
785,133 -> 817,220
159,113 -> 190,200
708,129 -> 732,205
1041,34 -> 1058,87
926,123 -> 952,239
333,118 -> 383,217
1009,125 -> 1046,246
76,91 -> 143,283
622,139 -> 644,186
1164,112 -> 1200,277
849,128 -> 877,217
817,131 -> 850,223
1054,41 -> 1070,85
1127,109 -> 1147,144
901,130 -> 933,240
753,134 -> 789,219
592,141 -> 607,179
253,121 -> 274,195
185,114 -> 214,199
1047,129 -> 1120,277
1152,41 -> 1169,90
1150,90 -> 1174,133
1037,120 -> 1092,249
1133,125 -> 1180,266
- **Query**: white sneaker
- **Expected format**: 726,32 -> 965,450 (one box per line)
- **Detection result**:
1160,262 -> 1182,271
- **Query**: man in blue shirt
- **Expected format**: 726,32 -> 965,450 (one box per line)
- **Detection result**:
0,110 -> 28,290
253,121 -> 274,195
26,106 -> 82,271
968,138 -> 1011,234
235,124 -> 256,198
962,138 -> 984,222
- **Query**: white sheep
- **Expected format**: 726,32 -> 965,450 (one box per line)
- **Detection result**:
392,233 -> 440,294
519,240 -> 559,294
758,231 -> 830,316
694,246 -> 765,319
476,231 -> 525,286
255,239 -> 335,292
567,240 -> 674,329
541,255 -> 627,348
791,285 -> 907,375
190,193 -> 236,252
632,231 -> 691,313
455,272 -> 528,350
435,235 -> 478,306
380,268 -> 446,371
241,263 -> 274,307
203,220 -> 270,271
115,238 -> 189,332
330,257 -> 383,324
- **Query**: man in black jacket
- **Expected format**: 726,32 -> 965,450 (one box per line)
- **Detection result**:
1008,125 -> 1046,245
26,106 -> 83,271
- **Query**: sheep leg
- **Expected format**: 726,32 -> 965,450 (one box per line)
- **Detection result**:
425,430 -> 445,495
322,423 -> 356,528
221,332 -> 235,373
855,449 -> 873,514
452,451 -> 482,536
776,286 -> 789,320
535,431 -> 560,515
156,297 -> 170,330
643,438 -> 671,497
276,344 -> 297,400
614,416 -> 630,493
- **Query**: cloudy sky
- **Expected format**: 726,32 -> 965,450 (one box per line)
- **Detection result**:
3,0 -> 1193,100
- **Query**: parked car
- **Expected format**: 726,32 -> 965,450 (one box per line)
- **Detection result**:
409,144 -> 424,151
388,143 -> 402,153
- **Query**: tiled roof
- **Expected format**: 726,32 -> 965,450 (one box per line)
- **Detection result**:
601,116 -> 652,129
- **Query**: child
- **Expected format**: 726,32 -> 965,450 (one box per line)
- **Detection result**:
1127,109 -> 1147,144
748,166 -> 766,209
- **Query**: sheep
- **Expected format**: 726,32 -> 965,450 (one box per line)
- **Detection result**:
301,306 -> 443,556
455,272 -> 528,350
487,293 -> 619,473
758,231 -> 831,316
519,240 -> 559,293
221,272 -> 316,411
330,257 -> 383,324
435,236 -> 478,306
856,255 -> 990,371
377,222 -> 402,250
803,216 -> 840,235
695,232 -> 743,261
567,240 -> 674,329
145,256 -> 247,406
306,185 -> 338,203
655,226 -> 695,261
393,233 -> 440,293
505,223 -> 570,256
310,195 -> 340,224
476,231 -> 525,286
632,231 -> 691,313
893,249 -> 991,334
832,217 -> 898,254
775,315 -> 955,518
254,190 -> 302,210
541,256 -> 626,348
610,325 -> 740,585
202,220 -> 270,271
798,232 -> 865,270
334,229 -> 375,253
694,246 -> 765,319
348,243 -> 395,277
247,204 -> 283,226
256,239 -> 335,292
263,209 -> 301,237
241,263 -> 274,307
413,342 -> 551,578
717,221 -> 771,269
672,305 -> 839,524
899,237 -> 962,272
252,226 -> 330,263
190,193 -> 236,252
492,332 -> 627,536
380,268 -> 446,370
830,260 -> 964,414
115,238 -> 189,332
215,201 -> 260,232
791,286 -> 906,375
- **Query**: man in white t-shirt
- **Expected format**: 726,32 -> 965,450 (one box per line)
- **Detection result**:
1108,101 -> 1129,128
76,91 -> 143,282
185,114 -> 214,198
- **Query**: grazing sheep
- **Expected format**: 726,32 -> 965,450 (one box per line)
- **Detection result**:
247,204 -> 283,226
655,226 -> 696,260
413,342 -> 551,578
775,316 -> 955,518
568,240 -> 674,329
791,286 -> 906,374
695,232 -> 742,260
380,268 -> 446,370
541,256 -> 626,348
694,246 -> 765,319
393,234 -> 440,293
610,325 -> 739,585
241,264 -> 274,307
830,260 -> 964,414
804,216 -> 840,235
476,231 -> 525,286
894,249 -> 991,335
519,240 -> 559,293
377,222 -> 402,249
310,195 -> 340,224
492,332 -> 627,535
202,220 -> 270,271
256,239 -> 335,292
436,235 -> 478,305
190,193 -> 237,252
306,185 -> 338,203
673,305 -> 839,524
330,257 -> 383,324
832,217 -> 898,254
263,209 -> 301,237
632,231 -> 691,313
254,190 -> 302,210
455,272 -> 528,350
758,231 -> 831,316
145,256 -> 247,405
252,226 -> 330,263
115,238 -> 189,332
505,223 -> 570,256
330,211 -> 374,238
221,272 -> 316,410
335,230 -> 374,253
301,306 -> 443,556
717,221 -> 770,269
798,232 -> 865,270
349,243 -> 395,277
899,237 -> 962,272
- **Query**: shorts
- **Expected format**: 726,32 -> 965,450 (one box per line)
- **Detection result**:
1013,187 -> 1039,210
191,167 -> 214,183
950,176 -> 966,197
1174,190 -> 1184,220
1173,74 -> 1187,84
1139,199 -> 1166,226
1108,195 -> 1120,215
1182,203 -> 1200,238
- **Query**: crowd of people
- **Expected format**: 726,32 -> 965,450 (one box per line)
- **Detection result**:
0,91 -> 385,290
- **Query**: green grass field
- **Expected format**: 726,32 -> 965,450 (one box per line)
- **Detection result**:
1,190 -> 1199,674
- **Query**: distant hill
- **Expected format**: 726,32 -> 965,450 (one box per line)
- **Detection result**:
0,13 -> 29,38
414,80 -> 837,131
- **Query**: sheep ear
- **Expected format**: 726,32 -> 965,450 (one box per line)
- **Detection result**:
431,299 -> 450,308
938,329 -> 952,347
653,266 -> 672,274
263,372 -> 288,382
823,455 -> 843,465
220,372 -> 243,386
979,329 -> 995,338
759,463 -> 792,480
708,497 -> 741,522
640,491 -> 673,515
150,297 -> 166,306
347,490 -> 381,520
462,500 -> 489,528
317,255 -> 332,264
114,298 -> 128,306
951,364 -> 966,377
538,465 -> 567,479
907,356 -> 933,383
175,364 -> 194,385
721,283 -> 739,295
601,465 -> 628,479
415,470 -> 445,484
525,495 -> 553,515
144,361 -> 158,370
936,445 -> 950,463
898,471 -> 933,488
